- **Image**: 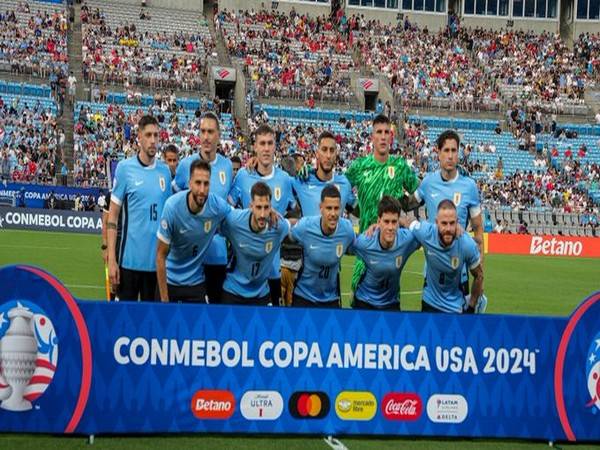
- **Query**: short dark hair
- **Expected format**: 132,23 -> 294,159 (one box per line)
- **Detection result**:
318,131 -> 336,145
164,143 -> 179,155
251,181 -> 271,200
437,199 -> 457,212
254,124 -> 275,140
292,153 -> 305,163
437,130 -> 460,150
373,114 -> 391,127
321,184 -> 341,202
189,159 -> 211,178
230,155 -> 241,165
200,112 -> 220,131
138,115 -> 159,131
378,195 -> 401,218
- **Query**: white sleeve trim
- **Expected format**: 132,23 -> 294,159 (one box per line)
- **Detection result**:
408,219 -> 420,231
157,232 -> 171,245
413,190 -> 422,202
110,194 -> 122,206
171,179 -> 181,193
469,259 -> 481,271
469,205 -> 482,219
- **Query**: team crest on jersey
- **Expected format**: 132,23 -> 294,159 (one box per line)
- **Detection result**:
395,256 -> 403,268
219,171 -> 226,185
336,243 -> 344,258
159,176 -> 166,192
453,192 -> 461,206
274,187 -> 281,202
451,256 -> 460,269
265,241 -> 273,254
388,166 -> 395,179
204,220 -> 212,233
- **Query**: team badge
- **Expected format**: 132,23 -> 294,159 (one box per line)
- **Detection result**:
274,187 -> 281,202
265,241 -> 273,254
388,166 -> 395,179
159,176 -> 166,192
204,220 -> 212,233
395,256 -> 403,268
161,219 -> 168,230
336,243 -> 344,258
453,192 -> 461,206
219,171 -> 226,185
451,256 -> 460,269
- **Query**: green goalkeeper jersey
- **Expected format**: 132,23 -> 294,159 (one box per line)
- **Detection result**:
346,154 -> 419,232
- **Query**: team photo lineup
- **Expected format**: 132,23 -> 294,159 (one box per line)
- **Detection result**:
103,112 -> 486,314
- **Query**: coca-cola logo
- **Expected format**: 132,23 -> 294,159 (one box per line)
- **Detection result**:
381,393 -> 422,421
529,236 -> 583,257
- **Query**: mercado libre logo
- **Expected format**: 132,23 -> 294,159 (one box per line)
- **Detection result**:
0,301 -> 58,412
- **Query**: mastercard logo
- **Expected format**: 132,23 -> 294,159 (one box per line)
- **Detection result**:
288,392 -> 330,419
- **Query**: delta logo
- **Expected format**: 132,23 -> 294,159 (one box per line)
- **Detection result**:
191,390 -> 235,419
335,391 -> 377,421
382,393 -> 422,421
289,392 -> 330,419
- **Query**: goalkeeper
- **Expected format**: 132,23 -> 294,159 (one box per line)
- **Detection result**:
345,114 -> 419,291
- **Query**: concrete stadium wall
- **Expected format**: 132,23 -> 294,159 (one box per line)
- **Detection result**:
118,0 -> 203,12
573,21 -> 600,37
346,7 -> 447,30
219,0 -> 330,16
461,16 -> 559,33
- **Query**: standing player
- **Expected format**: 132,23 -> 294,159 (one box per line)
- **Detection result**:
162,143 -> 179,180
173,112 -> 233,304
107,115 -> 172,301
290,185 -> 355,308
220,182 -> 290,306
410,130 -> 484,295
345,114 -> 419,291
352,196 -> 420,311
156,160 -> 231,303
229,124 -> 296,306
230,155 -> 241,178
406,200 -> 484,313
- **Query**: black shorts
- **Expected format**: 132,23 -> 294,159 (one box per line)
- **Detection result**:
352,298 -> 400,311
221,290 -> 271,306
118,268 -> 158,302
204,264 -> 226,304
421,300 -> 447,313
155,283 -> 207,303
292,294 -> 340,309
268,278 -> 281,306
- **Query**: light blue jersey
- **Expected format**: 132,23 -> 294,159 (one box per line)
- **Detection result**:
292,216 -> 355,304
415,171 -> 481,228
173,153 -> 233,265
409,221 -> 481,313
157,192 -> 231,286
292,171 -> 356,217
353,229 -> 420,308
111,156 -> 172,271
221,209 -> 290,299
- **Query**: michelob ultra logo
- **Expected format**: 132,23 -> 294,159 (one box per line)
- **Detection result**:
335,391 -> 377,421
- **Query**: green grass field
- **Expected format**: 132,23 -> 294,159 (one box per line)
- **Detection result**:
0,229 -> 599,449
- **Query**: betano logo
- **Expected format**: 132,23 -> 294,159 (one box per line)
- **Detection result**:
240,390 -> 283,420
190,390 -> 235,419
335,391 -> 377,421
530,236 -> 583,256
289,392 -> 330,419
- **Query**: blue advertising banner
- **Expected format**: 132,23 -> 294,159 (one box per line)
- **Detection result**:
0,265 -> 598,441
0,183 -> 101,209
0,207 -> 102,234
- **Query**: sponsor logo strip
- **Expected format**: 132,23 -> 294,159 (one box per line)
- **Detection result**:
240,390 -> 283,420
191,390 -> 235,419
289,392 -> 330,419
426,394 -> 468,424
335,391 -> 377,421
382,393 -> 422,421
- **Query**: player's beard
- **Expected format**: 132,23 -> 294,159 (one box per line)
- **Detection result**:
439,230 -> 456,247
318,161 -> 334,176
192,194 -> 207,210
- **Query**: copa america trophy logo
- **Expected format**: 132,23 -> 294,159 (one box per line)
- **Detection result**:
0,301 -> 58,411
586,331 -> 600,413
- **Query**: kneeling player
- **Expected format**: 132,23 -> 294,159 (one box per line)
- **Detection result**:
291,185 -> 355,308
220,182 -> 290,306
406,200 -> 484,313
352,196 -> 420,311
156,160 -> 231,303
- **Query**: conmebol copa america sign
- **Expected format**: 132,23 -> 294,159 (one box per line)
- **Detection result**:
0,207 -> 102,234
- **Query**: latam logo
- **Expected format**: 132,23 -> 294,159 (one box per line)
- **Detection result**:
426,394 -> 468,424
335,391 -> 377,421
218,69 -> 230,78
289,392 -> 330,419
382,393 -> 422,421
0,300 -> 58,412
585,332 -> 600,412
191,390 -> 235,419
530,236 -> 583,256
361,80 -> 374,90
240,390 -> 283,420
